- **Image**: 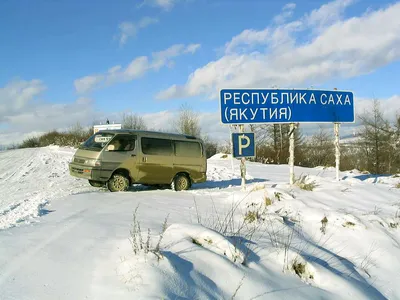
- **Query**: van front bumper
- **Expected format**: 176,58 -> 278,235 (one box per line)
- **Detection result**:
69,163 -> 102,181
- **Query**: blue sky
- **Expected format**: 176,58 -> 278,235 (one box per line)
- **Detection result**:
1,0 -> 400,144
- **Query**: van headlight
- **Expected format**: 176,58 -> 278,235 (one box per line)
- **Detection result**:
85,159 -> 101,167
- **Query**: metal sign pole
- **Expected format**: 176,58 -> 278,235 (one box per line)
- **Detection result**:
334,123 -> 341,181
289,123 -> 295,185
239,124 -> 246,190
229,125 -> 234,175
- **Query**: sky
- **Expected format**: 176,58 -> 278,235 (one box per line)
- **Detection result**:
1,0 -> 400,146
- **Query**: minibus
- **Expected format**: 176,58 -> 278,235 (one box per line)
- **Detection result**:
69,130 -> 207,192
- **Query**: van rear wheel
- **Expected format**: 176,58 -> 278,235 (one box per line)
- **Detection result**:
107,173 -> 130,192
172,174 -> 191,191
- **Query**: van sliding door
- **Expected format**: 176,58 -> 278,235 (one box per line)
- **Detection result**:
138,137 -> 174,184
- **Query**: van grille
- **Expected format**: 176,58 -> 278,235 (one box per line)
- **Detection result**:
71,167 -> 84,174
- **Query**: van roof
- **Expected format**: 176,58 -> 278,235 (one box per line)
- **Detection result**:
97,129 -> 202,141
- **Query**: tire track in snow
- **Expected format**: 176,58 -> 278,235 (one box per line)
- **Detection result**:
0,215 -> 84,286
0,194 -> 128,288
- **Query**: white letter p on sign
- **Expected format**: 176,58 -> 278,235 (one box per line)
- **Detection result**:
238,135 -> 250,155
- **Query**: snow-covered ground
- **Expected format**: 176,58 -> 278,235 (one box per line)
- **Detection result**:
0,146 -> 400,299
0,145 -> 98,230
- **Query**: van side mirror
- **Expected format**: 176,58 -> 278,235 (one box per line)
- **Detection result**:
107,144 -> 115,151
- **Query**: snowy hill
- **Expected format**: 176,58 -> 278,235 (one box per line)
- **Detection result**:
0,145 -> 99,230
0,146 -> 400,299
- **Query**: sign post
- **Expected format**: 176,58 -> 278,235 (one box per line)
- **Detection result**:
219,88 -> 354,184
334,123 -> 340,181
229,125 -> 235,175
289,123 -> 295,185
239,125 -> 246,190
231,130 -> 255,190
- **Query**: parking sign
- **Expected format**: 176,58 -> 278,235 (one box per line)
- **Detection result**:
232,132 -> 255,158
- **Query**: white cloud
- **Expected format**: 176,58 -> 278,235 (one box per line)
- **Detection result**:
355,95 -> 400,122
117,17 -> 159,46
142,110 -> 176,131
74,75 -> 104,94
4,98 -> 96,132
0,79 -> 46,119
273,2 -> 296,24
75,43 -> 201,94
156,0 -> 400,101
224,28 -> 270,54
0,79 -> 101,146
185,43 -> 201,54
151,44 -> 201,70
138,0 -> 178,11
284,3 -> 296,10
305,0 -> 355,29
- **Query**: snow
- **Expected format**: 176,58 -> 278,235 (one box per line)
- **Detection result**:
208,152 -> 234,160
0,146 -> 98,230
0,146 -> 399,299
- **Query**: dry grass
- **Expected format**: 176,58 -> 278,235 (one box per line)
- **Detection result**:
292,260 -> 306,277
320,216 -> 328,234
129,205 -> 168,261
295,175 -> 317,191
343,221 -> 356,228
264,197 -> 272,206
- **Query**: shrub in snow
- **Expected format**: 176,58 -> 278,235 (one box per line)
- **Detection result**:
389,209 -> 400,229
264,196 -> 272,206
164,223 -> 246,264
343,221 -> 356,228
320,216 -> 328,234
291,257 -> 315,282
129,205 -> 168,261
274,192 -> 283,201
295,175 -> 318,191
244,210 -> 261,223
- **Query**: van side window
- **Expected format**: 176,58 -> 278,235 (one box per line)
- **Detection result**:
175,141 -> 202,157
141,137 -> 172,155
108,135 -> 136,152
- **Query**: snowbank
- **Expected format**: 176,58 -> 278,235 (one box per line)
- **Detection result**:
208,152 -> 233,160
0,146 -> 97,230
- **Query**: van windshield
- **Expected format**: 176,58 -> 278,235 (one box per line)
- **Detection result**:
79,132 -> 115,152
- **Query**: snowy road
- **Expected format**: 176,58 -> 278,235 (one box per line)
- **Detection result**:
0,190 -> 202,299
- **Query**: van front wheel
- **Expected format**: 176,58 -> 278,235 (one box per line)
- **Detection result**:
107,174 -> 130,192
172,174 -> 191,191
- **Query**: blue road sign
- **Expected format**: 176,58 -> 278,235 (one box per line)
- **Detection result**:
232,132 -> 255,158
220,89 -> 354,124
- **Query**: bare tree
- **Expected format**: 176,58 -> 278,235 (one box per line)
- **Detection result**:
68,121 -> 89,140
358,99 -> 397,174
174,103 -> 201,138
122,112 -> 147,130
302,126 -> 334,168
